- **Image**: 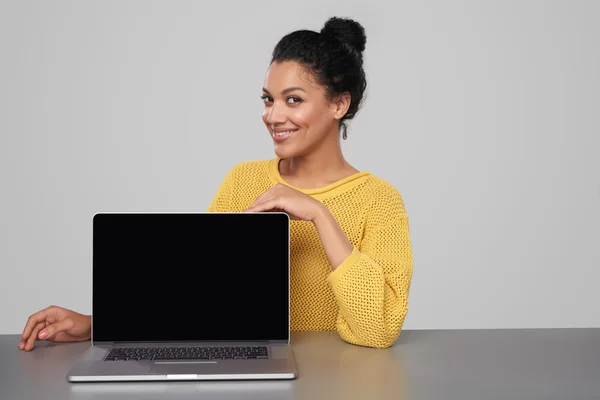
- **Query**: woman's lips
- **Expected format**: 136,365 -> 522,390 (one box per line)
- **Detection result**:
272,129 -> 298,142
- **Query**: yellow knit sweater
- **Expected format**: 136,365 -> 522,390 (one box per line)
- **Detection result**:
207,158 -> 413,348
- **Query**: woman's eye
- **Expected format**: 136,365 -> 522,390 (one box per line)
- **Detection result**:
261,95 -> 301,104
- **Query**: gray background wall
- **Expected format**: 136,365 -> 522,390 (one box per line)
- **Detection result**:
1,0 -> 598,334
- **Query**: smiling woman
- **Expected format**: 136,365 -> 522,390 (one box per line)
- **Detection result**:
210,17 -> 414,349
19,16 -> 413,351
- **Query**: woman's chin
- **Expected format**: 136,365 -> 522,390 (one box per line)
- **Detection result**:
274,143 -> 297,158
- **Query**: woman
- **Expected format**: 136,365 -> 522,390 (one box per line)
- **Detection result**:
18,16 -> 413,351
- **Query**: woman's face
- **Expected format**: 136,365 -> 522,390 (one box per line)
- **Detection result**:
261,61 -> 343,159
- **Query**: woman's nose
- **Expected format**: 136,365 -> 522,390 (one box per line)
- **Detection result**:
266,102 -> 286,124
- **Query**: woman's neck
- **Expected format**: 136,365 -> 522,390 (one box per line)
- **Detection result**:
279,139 -> 358,189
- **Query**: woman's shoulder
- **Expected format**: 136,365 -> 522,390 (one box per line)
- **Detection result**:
360,174 -> 408,215
220,158 -> 274,183
232,158 -> 273,170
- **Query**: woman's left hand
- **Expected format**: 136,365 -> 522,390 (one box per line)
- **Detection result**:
244,184 -> 324,221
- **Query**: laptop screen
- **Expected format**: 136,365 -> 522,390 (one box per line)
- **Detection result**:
92,212 -> 290,343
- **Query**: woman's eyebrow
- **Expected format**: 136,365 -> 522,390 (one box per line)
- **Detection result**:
262,86 -> 307,95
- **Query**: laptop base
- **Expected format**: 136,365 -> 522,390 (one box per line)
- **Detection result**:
67,342 -> 297,382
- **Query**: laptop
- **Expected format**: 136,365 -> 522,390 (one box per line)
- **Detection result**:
66,212 -> 298,382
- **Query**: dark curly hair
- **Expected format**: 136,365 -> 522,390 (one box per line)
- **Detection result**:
270,17 -> 367,140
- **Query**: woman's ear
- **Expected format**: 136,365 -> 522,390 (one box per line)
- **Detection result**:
333,92 -> 351,120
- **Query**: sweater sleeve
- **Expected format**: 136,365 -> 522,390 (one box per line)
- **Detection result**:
326,211 -> 413,349
206,166 -> 236,212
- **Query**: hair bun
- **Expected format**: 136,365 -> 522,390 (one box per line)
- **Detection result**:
320,17 -> 366,54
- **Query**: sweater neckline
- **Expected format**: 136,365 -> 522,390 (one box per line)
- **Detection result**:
269,157 -> 372,196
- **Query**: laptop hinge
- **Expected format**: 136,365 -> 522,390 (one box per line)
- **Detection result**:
94,340 -> 278,345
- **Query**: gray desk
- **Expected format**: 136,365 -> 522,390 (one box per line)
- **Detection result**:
1,329 -> 599,399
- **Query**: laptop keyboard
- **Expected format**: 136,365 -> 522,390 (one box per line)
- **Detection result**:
104,346 -> 268,361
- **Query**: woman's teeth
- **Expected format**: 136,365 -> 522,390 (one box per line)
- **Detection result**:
274,130 -> 297,136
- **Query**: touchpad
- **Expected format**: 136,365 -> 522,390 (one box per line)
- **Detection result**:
150,360 -> 262,377
151,363 -> 221,375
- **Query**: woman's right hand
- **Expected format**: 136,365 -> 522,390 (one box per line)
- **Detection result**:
19,305 -> 91,351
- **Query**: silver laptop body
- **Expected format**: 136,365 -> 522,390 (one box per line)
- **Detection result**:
67,212 -> 297,382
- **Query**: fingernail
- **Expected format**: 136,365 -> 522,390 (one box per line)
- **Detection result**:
39,330 -> 48,339
18,341 -> 23,348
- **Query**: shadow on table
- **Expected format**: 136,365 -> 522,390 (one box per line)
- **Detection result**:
69,379 -> 294,399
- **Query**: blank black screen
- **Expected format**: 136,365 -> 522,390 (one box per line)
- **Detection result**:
92,212 -> 289,342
